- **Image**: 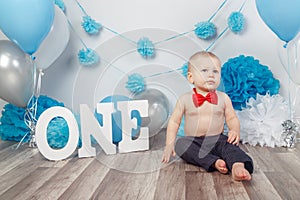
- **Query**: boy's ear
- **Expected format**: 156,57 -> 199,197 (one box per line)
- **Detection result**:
187,72 -> 194,84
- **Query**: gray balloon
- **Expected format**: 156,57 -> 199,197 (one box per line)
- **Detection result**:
133,88 -> 170,136
0,40 -> 34,107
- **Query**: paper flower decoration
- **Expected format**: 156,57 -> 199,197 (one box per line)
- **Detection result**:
236,93 -> 288,147
81,15 -> 102,35
228,12 -> 245,33
180,62 -> 188,78
54,0 -> 65,12
0,96 -> 71,148
78,48 -> 100,66
126,73 -> 145,94
222,55 -> 280,110
137,37 -> 155,58
194,21 -> 216,40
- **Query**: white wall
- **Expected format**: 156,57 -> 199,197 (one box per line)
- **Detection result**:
1,0 -> 299,116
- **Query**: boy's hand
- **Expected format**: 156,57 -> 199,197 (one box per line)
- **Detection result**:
227,130 -> 240,145
162,145 -> 176,163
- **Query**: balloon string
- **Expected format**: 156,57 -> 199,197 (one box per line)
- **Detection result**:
35,69 -> 44,97
287,49 -> 292,120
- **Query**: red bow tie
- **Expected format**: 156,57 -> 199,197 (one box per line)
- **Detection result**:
192,88 -> 218,107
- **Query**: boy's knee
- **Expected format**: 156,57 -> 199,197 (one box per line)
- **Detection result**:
175,137 -> 193,157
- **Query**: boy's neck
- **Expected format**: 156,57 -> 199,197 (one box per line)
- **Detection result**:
193,87 -> 216,95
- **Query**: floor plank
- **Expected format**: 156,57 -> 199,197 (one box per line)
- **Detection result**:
212,172 -> 250,200
0,167 -> 60,200
154,161 -> 185,200
0,153 -> 46,196
185,171 -> 218,200
264,171 -> 300,200
243,169 -> 282,200
59,159 -> 110,200
90,169 -> 159,200
1,136 -> 300,199
26,157 -> 94,200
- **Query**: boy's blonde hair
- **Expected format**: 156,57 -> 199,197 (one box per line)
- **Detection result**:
188,51 -> 220,72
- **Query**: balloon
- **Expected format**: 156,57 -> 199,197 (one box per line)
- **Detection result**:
0,40 -> 34,107
34,6 -> 70,70
96,95 -> 142,144
0,0 -> 55,54
255,0 -> 300,43
133,89 -> 170,136
278,34 -> 300,85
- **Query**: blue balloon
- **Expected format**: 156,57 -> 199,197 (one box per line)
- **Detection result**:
255,0 -> 300,43
0,0 -> 54,54
95,95 -> 142,144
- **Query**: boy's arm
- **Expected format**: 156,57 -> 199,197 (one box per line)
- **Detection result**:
224,94 -> 240,145
162,98 -> 184,163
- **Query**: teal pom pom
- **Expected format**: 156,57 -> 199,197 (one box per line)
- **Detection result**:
180,62 -> 188,78
194,21 -> 216,40
126,73 -> 145,94
137,37 -> 155,58
78,48 -> 100,66
54,0 -> 65,12
81,15 -> 102,35
0,96 -> 71,148
221,55 -> 280,110
228,12 -> 245,33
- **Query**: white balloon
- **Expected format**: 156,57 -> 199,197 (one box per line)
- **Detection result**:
278,33 -> 300,85
34,6 -> 70,70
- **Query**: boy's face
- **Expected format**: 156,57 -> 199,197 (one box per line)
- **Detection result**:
188,56 -> 221,92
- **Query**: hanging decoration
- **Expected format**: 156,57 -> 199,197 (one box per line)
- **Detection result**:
281,120 -> 299,148
237,93 -> 288,147
78,48 -> 100,66
126,73 -> 146,94
180,62 -> 188,78
228,11 -> 245,33
81,15 -> 102,35
137,37 -> 155,58
54,0 -> 65,12
221,55 -> 280,110
194,22 -> 216,40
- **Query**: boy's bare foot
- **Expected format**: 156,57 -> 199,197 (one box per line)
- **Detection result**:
214,159 -> 228,174
232,162 -> 251,181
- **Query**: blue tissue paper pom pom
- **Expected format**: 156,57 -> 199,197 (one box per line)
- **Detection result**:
0,96 -> 71,148
228,12 -> 245,33
126,73 -> 145,94
54,0 -> 65,12
180,62 -> 188,78
81,15 -> 102,35
78,48 -> 100,66
137,37 -> 155,58
221,55 -> 280,110
194,21 -> 216,40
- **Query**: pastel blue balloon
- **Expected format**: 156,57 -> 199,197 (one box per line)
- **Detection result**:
96,95 -> 142,144
0,0 -> 54,54
255,0 -> 300,43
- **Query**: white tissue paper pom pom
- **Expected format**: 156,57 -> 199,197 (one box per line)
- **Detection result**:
236,93 -> 289,147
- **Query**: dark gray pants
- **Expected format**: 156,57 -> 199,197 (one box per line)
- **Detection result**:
175,134 -> 253,173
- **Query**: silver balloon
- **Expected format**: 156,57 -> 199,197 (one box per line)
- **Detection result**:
0,40 -> 34,107
133,88 -> 170,136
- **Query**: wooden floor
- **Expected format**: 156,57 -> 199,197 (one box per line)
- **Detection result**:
1,130 -> 300,200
